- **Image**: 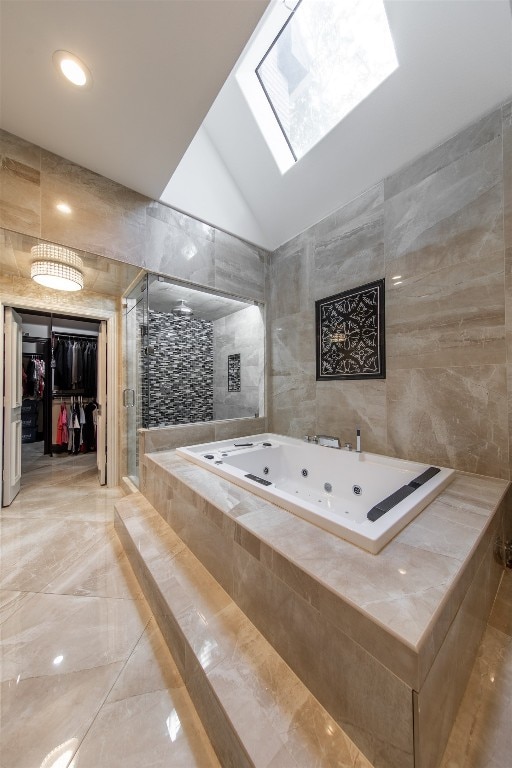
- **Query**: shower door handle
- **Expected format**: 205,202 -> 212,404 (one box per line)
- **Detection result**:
123,388 -> 135,407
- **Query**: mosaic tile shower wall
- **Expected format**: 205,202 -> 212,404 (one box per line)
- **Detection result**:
146,310 -> 213,427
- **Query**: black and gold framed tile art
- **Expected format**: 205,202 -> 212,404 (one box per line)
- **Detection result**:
315,279 -> 385,380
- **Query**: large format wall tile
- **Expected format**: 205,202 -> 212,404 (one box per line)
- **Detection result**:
384,108 -> 502,200
269,311 -> 315,377
387,366 -> 509,477
269,370 -> 317,439
269,233 -> 312,320
40,149 -> 148,263
384,137 -> 503,266
312,182 -> 384,300
145,201 -> 216,287
0,130 -> 41,235
386,249 -> 505,369
316,379 -> 387,454
214,229 -> 267,302
504,101 -> 512,248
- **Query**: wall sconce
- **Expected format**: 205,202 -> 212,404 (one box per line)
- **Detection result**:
30,244 -> 84,292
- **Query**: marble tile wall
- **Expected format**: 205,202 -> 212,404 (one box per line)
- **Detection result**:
0,128 -> 268,479
269,101 -> 512,479
0,129 -> 268,304
213,305 -> 265,420
139,416 -> 268,455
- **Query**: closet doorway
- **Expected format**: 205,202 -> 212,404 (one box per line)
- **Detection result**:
1,308 -> 108,506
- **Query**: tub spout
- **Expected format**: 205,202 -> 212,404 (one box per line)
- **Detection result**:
317,435 -> 341,449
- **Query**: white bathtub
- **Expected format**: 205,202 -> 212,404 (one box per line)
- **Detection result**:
176,434 -> 455,553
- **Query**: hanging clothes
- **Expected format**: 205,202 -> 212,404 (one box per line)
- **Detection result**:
53,336 -> 97,395
23,357 -> 45,399
83,342 -> 97,397
71,400 -> 81,454
56,404 -> 69,446
83,401 -> 97,452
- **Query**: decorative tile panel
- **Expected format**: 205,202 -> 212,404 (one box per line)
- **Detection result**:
316,279 -> 385,380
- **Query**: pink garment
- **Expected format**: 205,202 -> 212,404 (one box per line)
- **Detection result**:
56,404 -> 69,445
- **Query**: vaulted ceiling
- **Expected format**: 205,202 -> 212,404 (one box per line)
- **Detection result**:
1,0 -> 512,253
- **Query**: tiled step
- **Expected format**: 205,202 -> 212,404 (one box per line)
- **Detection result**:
114,492 -> 372,768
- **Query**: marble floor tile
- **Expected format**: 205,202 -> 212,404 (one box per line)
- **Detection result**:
1,660 -> 124,768
0,517 -> 106,591
0,591 -> 150,683
42,528 -> 144,599
0,589 -> 32,624
106,618 -> 185,703
440,625 -> 512,768
73,686 -> 220,768
1,445 -> 219,768
489,570 -> 512,637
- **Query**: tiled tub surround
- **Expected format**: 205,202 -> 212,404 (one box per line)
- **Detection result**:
176,434 -> 455,554
139,449 -> 510,768
138,416 -> 268,456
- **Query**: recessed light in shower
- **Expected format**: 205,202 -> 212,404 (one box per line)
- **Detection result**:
53,50 -> 93,89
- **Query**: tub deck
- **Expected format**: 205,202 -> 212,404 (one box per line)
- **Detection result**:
140,448 -> 510,768
176,433 -> 456,553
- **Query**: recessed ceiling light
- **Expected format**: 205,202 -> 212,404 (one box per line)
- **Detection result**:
53,50 -> 92,89
56,202 -> 72,214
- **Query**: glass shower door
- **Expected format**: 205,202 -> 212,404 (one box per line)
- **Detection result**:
124,273 -> 149,485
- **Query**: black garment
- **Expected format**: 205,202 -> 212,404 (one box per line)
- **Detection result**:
24,360 -> 36,396
83,343 -> 97,397
83,401 -> 97,451
54,339 -> 73,390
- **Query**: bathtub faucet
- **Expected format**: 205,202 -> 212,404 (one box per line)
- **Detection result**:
316,435 -> 341,449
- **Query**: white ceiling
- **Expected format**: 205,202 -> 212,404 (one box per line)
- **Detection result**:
1,0 -> 511,254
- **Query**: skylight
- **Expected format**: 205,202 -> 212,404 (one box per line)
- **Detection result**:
255,0 -> 398,163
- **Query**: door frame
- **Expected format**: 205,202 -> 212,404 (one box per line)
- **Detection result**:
0,299 -> 118,494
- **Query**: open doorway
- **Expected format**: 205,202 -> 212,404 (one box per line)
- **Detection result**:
2,307 -> 108,506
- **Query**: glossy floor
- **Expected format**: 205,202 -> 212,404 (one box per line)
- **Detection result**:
0,443 -> 220,768
1,443 -> 511,767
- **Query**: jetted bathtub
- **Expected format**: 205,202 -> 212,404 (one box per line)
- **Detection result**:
176,434 -> 455,553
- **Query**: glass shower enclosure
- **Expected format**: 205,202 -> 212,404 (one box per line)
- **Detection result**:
124,273 -> 149,485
